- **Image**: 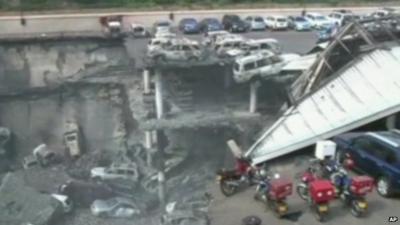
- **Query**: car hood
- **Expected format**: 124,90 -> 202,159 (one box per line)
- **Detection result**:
296,21 -> 311,26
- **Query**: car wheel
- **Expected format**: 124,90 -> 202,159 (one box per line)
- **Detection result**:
154,55 -> 166,63
92,176 -> 101,183
376,176 -> 393,197
188,56 -> 198,63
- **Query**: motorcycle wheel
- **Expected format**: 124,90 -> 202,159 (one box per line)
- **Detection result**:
220,178 -> 238,197
350,200 -> 364,218
314,206 -> 327,222
296,184 -> 309,201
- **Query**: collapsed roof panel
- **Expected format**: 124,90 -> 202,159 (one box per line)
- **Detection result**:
246,41 -> 400,164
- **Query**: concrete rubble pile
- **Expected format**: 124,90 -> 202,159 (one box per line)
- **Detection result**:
0,173 -> 62,225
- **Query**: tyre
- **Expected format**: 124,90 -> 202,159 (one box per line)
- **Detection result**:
188,56 -> 198,63
350,200 -> 364,218
296,183 -> 309,201
376,176 -> 394,197
313,205 -> 327,222
154,55 -> 166,64
219,179 -> 238,197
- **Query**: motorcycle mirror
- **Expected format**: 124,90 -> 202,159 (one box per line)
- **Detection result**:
274,173 -> 280,179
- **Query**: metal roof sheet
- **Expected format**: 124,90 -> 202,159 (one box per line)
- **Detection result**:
246,46 -> 400,164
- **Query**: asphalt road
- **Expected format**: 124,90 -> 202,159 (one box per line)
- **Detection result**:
207,164 -> 400,225
125,29 -> 318,69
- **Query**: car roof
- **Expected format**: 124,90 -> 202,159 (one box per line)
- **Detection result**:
235,52 -> 274,64
307,12 -> 323,16
365,130 -> 400,148
247,38 -> 278,44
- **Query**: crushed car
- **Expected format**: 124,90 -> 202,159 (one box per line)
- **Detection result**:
91,197 -> 141,218
63,120 -> 82,159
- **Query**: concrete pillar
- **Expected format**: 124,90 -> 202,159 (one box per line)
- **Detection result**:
155,70 -> 164,119
156,130 -> 166,212
249,82 -> 259,113
224,67 -> 231,89
145,131 -> 152,149
386,114 -> 397,130
143,69 -> 151,94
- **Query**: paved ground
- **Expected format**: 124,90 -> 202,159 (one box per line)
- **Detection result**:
207,164 -> 400,225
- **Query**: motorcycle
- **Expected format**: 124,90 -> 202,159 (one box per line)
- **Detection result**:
216,159 -> 262,197
254,174 -> 293,218
331,172 -> 374,217
296,174 -> 335,222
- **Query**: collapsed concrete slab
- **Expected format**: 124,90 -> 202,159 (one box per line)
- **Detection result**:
0,173 -> 61,225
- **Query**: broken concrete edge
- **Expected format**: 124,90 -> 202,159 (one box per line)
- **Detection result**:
0,172 -> 63,225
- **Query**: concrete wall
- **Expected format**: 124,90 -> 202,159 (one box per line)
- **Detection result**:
0,40 -> 128,93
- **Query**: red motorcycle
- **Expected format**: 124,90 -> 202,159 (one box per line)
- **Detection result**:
309,180 -> 335,222
296,168 -> 318,200
216,158 -> 261,197
255,175 -> 293,218
336,175 -> 374,217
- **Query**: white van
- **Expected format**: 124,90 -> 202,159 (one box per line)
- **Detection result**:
214,36 -> 245,57
264,15 -> 289,30
233,52 -> 300,83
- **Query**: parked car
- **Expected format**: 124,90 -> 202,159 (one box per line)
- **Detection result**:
306,13 -> 333,30
178,18 -> 200,34
91,163 -> 140,183
148,39 -> 202,63
202,30 -> 230,46
233,51 -> 299,83
199,18 -> 224,34
264,15 -> 289,31
332,130 -> 400,197
91,197 -> 141,218
328,11 -> 354,26
288,16 -> 312,31
371,8 -> 396,19
244,16 -> 266,31
130,23 -> 150,38
153,20 -> 173,34
222,14 -> 249,33
213,35 -> 245,57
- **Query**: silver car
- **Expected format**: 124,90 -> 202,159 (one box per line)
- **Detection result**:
91,197 -> 140,218
245,16 -> 266,31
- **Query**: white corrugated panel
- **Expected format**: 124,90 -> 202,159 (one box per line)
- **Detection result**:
247,47 -> 400,165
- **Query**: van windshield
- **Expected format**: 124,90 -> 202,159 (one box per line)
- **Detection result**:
277,18 -> 287,22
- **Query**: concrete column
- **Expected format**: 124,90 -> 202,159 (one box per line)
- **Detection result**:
249,82 -> 259,113
224,67 -> 231,89
145,131 -> 152,149
386,114 -> 397,130
156,130 -> 166,212
143,69 -> 151,94
155,70 -> 164,119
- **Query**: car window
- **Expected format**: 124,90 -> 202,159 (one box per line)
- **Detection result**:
192,45 -> 200,50
260,43 -> 271,50
233,63 -> 240,71
270,55 -> 282,63
170,45 -> 180,51
255,17 -> 264,22
353,137 -> 394,162
277,18 -> 287,22
249,46 -> 259,51
244,62 -> 256,71
182,45 -> 191,51
256,58 -> 270,67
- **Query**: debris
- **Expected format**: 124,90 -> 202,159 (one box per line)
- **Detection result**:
241,215 -> 262,225
0,173 -> 62,225
90,162 -> 140,184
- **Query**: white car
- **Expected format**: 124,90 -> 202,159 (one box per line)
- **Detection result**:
130,23 -> 150,38
91,197 -> 140,218
214,35 -> 245,57
328,11 -> 353,26
147,37 -> 174,53
91,163 -> 139,182
306,13 -> 334,29
244,38 -> 282,54
371,8 -> 395,18
244,16 -> 266,30
264,16 -> 289,30
233,51 -> 300,83
202,30 -> 230,46
148,39 -> 202,62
